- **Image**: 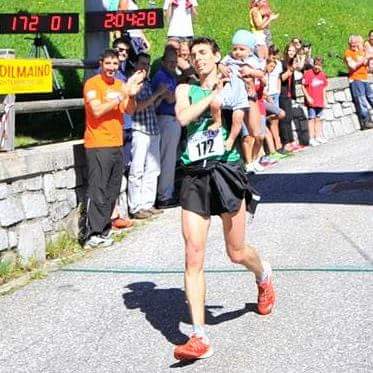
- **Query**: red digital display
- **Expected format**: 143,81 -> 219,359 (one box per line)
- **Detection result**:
85,9 -> 164,32
0,13 -> 79,34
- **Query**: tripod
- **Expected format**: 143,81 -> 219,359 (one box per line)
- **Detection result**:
27,33 -> 74,131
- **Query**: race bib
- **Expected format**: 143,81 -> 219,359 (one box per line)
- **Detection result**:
187,129 -> 225,162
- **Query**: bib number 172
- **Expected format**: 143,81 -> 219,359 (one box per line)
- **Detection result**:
187,129 -> 225,162
196,138 -> 214,157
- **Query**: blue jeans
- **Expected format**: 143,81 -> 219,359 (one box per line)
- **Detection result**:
350,80 -> 373,122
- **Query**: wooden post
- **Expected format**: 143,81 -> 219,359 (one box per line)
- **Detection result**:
0,49 -> 15,152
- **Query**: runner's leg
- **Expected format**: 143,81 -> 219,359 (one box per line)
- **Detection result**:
182,209 -> 210,326
221,200 -> 264,277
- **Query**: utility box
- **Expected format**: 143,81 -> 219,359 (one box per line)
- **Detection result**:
0,49 -> 15,152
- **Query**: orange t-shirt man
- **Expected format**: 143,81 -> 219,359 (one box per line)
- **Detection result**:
344,49 -> 368,81
83,74 -> 126,148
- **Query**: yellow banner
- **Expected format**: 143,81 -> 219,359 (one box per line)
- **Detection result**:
0,59 -> 52,94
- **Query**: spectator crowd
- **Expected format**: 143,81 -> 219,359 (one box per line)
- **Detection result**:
82,0 -> 373,247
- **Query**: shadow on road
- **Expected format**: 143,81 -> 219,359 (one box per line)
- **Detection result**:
122,282 -> 256,346
251,171 -> 373,205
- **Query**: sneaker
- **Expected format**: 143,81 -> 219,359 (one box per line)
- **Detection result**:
156,198 -> 179,209
288,143 -> 305,153
147,207 -> 164,215
257,276 -> 276,315
260,156 -> 279,168
85,235 -> 113,248
253,159 -> 265,172
244,162 -> 255,173
309,138 -> 320,147
277,147 -> 294,157
174,335 -> 214,361
269,151 -> 289,161
112,217 -> 134,229
131,209 -> 152,219
316,137 -> 328,144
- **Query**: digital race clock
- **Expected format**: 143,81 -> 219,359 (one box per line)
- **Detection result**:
0,13 -> 79,34
85,8 -> 164,32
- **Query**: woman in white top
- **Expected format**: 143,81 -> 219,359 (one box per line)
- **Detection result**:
163,0 -> 198,40
119,0 -> 151,52
265,48 -> 285,152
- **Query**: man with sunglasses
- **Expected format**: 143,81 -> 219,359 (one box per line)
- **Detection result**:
107,38 -> 137,230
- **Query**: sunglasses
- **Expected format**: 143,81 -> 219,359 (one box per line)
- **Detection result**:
117,47 -> 129,52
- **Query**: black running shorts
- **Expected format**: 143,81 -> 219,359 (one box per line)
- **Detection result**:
180,160 -> 260,217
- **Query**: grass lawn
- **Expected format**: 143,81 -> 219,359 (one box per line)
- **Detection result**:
0,0 -> 372,145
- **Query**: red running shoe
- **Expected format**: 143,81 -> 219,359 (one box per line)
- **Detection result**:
174,335 -> 214,361
111,217 -> 134,229
257,277 -> 276,315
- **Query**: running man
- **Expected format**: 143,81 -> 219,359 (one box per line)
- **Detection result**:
173,37 -> 275,361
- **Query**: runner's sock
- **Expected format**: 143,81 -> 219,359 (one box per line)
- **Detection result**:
192,325 -> 209,343
256,260 -> 272,284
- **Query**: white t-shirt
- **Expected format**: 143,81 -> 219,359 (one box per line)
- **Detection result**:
266,60 -> 283,95
163,0 -> 198,38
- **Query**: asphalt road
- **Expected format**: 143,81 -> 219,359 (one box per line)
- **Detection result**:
0,131 -> 372,373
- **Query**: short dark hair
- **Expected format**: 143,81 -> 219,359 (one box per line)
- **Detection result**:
190,37 -> 220,54
99,49 -> 119,63
162,45 -> 178,61
314,56 -> 323,65
112,37 -> 130,49
134,52 -> 151,63
268,45 -> 280,56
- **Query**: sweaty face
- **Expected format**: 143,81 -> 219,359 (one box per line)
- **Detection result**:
232,44 -> 250,60
101,57 -> 119,79
191,43 -> 218,76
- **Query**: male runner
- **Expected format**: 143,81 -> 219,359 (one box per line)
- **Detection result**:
173,37 -> 275,361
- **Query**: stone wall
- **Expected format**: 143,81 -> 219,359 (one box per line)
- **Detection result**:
0,141 -> 87,264
0,77 -> 372,263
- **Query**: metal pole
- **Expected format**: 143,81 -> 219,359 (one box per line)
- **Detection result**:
0,49 -> 15,152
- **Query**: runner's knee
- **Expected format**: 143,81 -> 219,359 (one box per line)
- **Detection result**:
226,243 -> 246,264
185,243 -> 205,269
